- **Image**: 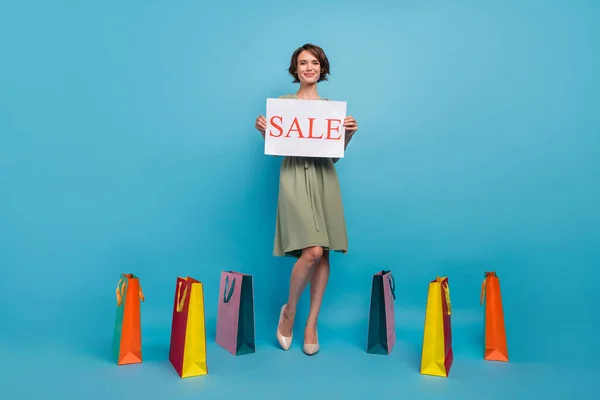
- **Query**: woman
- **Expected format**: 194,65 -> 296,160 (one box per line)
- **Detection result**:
255,43 -> 358,355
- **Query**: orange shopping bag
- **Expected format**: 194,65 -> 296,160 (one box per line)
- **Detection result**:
420,276 -> 453,377
112,273 -> 145,365
481,271 -> 508,362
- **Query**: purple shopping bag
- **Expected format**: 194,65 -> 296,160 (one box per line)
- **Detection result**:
215,271 -> 256,356
367,270 -> 396,354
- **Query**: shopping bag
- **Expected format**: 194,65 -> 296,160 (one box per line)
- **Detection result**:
112,273 -> 145,365
169,276 -> 208,378
215,271 -> 256,356
420,276 -> 453,377
366,270 -> 396,354
481,271 -> 509,362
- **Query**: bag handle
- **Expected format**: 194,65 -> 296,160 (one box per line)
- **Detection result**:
378,270 -> 396,300
115,276 -> 145,306
387,275 -> 396,300
443,281 -> 451,315
176,281 -> 188,312
115,278 -> 126,306
480,271 -> 497,305
223,275 -> 236,304
380,270 -> 396,300
436,276 -> 451,315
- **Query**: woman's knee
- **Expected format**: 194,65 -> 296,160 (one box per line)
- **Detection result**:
301,246 -> 323,265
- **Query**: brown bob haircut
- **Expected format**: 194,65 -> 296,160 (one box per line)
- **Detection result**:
288,43 -> 330,83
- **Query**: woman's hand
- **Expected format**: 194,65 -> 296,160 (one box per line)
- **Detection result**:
255,115 -> 266,138
344,116 -> 358,137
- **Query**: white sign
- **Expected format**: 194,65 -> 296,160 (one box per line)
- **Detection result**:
264,98 -> 347,158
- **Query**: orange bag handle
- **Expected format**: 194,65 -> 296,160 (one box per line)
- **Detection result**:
480,271 -> 497,305
436,276 -> 452,315
176,281 -> 188,312
115,276 -> 145,306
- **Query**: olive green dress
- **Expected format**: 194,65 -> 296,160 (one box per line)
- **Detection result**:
272,94 -> 348,258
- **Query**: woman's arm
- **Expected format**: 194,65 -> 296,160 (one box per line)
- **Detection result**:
333,116 -> 358,163
333,133 -> 355,163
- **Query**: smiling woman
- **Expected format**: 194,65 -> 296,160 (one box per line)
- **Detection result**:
288,43 -> 331,87
254,43 -> 359,357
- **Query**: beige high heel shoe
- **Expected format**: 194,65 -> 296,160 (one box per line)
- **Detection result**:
303,328 -> 320,356
276,304 -> 293,350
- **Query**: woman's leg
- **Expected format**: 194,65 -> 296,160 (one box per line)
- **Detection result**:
305,250 -> 330,344
278,246 -> 323,336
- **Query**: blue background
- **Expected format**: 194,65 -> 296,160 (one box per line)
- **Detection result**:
1,0 -> 598,398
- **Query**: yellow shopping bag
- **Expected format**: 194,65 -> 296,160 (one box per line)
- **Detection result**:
168,277 -> 208,378
420,276 -> 453,377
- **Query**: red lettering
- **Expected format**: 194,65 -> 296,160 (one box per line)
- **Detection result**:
325,119 -> 342,140
270,117 -> 342,140
306,118 -> 322,139
269,116 -> 283,137
284,117 -> 305,138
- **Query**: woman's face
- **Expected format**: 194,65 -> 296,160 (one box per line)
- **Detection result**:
296,50 -> 321,85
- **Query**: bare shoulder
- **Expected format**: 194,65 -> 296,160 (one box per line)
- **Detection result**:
278,94 -> 295,99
